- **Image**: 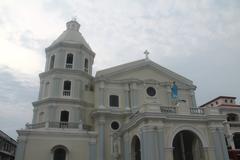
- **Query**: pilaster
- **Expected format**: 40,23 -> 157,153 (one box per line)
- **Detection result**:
140,126 -> 158,160
89,138 -> 97,160
209,127 -> 229,160
98,117 -> 105,160
99,81 -> 105,108
130,83 -> 138,110
15,136 -> 27,160
157,127 -> 165,160
124,84 -> 130,110
123,133 -> 130,160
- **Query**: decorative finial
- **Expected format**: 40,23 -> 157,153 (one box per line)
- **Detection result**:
144,50 -> 150,59
72,16 -> 77,21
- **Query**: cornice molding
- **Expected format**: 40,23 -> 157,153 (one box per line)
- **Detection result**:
121,112 -> 226,133
45,42 -> 95,57
17,129 -> 97,138
39,68 -> 94,80
32,98 -> 94,108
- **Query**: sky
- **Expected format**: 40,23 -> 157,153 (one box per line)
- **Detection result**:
0,0 -> 240,139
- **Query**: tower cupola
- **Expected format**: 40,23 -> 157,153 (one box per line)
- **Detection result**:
66,19 -> 80,31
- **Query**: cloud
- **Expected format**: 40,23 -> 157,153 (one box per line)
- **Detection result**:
0,67 -> 38,139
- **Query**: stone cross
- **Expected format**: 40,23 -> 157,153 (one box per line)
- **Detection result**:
144,50 -> 150,59
72,16 -> 77,21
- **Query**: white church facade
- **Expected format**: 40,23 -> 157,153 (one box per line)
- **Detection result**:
15,20 -> 230,160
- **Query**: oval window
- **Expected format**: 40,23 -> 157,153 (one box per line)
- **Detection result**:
111,121 -> 120,130
146,87 -> 156,96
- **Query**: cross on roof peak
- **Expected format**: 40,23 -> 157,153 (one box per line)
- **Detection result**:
144,50 -> 150,59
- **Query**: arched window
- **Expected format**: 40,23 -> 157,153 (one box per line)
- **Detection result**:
60,110 -> 69,128
52,145 -> 68,160
65,53 -> 73,69
60,111 -> 69,122
84,59 -> 88,72
131,135 -> 141,160
44,82 -> 50,97
227,113 -> 238,121
49,55 -> 55,70
63,81 -> 71,96
109,95 -> 119,107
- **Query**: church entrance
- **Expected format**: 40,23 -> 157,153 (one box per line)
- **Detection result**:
131,135 -> 141,160
172,130 -> 205,160
233,133 -> 240,149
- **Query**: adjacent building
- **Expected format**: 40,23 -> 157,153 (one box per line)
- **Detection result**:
200,96 -> 240,150
15,20 -> 230,160
0,130 -> 17,160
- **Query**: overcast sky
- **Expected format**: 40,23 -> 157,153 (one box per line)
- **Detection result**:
0,0 -> 240,139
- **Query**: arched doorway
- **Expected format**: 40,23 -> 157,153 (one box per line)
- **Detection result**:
131,135 -> 141,160
233,133 -> 240,149
172,130 -> 205,160
54,148 -> 66,160
51,145 -> 68,160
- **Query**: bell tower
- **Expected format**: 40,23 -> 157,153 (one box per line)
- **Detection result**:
31,19 -> 95,128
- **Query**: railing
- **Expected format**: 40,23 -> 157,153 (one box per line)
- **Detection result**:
48,121 -> 79,129
25,122 -> 93,131
229,122 -> 240,128
65,63 -> 73,69
26,122 -> 46,129
63,90 -> 70,96
160,106 -> 176,113
190,108 -> 204,114
84,67 -> 88,73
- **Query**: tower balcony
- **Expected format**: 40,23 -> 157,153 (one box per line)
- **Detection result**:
63,90 -> 71,96
65,63 -> 73,69
25,121 -> 93,131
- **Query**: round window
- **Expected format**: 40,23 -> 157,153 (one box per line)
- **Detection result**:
111,121 -> 120,130
146,87 -> 156,96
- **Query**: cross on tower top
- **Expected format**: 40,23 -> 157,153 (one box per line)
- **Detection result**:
72,16 -> 77,21
144,50 -> 150,59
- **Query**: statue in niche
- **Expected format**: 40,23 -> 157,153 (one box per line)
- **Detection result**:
170,81 -> 178,105
171,81 -> 178,99
112,133 -> 120,160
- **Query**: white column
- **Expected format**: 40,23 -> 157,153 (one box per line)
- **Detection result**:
190,90 -> 197,107
165,147 -> 174,160
203,147 -> 209,160
123,133 -> 130,160
141,126 -> 158,160
32,107 -> 38,124
158,127 -> 165,160
98,118 -> 105,160
89,138 -> 97,160
130,83 -> 138,110
210,127 -> 229,160
124,84 -> 130,110
99,81 -> 105,108
38,80 -> 44,99
217,128 -> 229,160
15,136 -> 27,160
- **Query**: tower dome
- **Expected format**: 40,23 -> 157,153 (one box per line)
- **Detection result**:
48,19 -> 92,50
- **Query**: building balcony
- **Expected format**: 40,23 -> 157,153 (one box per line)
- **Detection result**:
65,63 -> 73,69
63,90 -> 71,96
25,121 -> 93,131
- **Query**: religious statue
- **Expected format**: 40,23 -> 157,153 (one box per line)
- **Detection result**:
112,133 -> 120,160
171,81 -> 178,99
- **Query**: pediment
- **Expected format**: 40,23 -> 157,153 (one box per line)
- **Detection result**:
96,59 -> 195,88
